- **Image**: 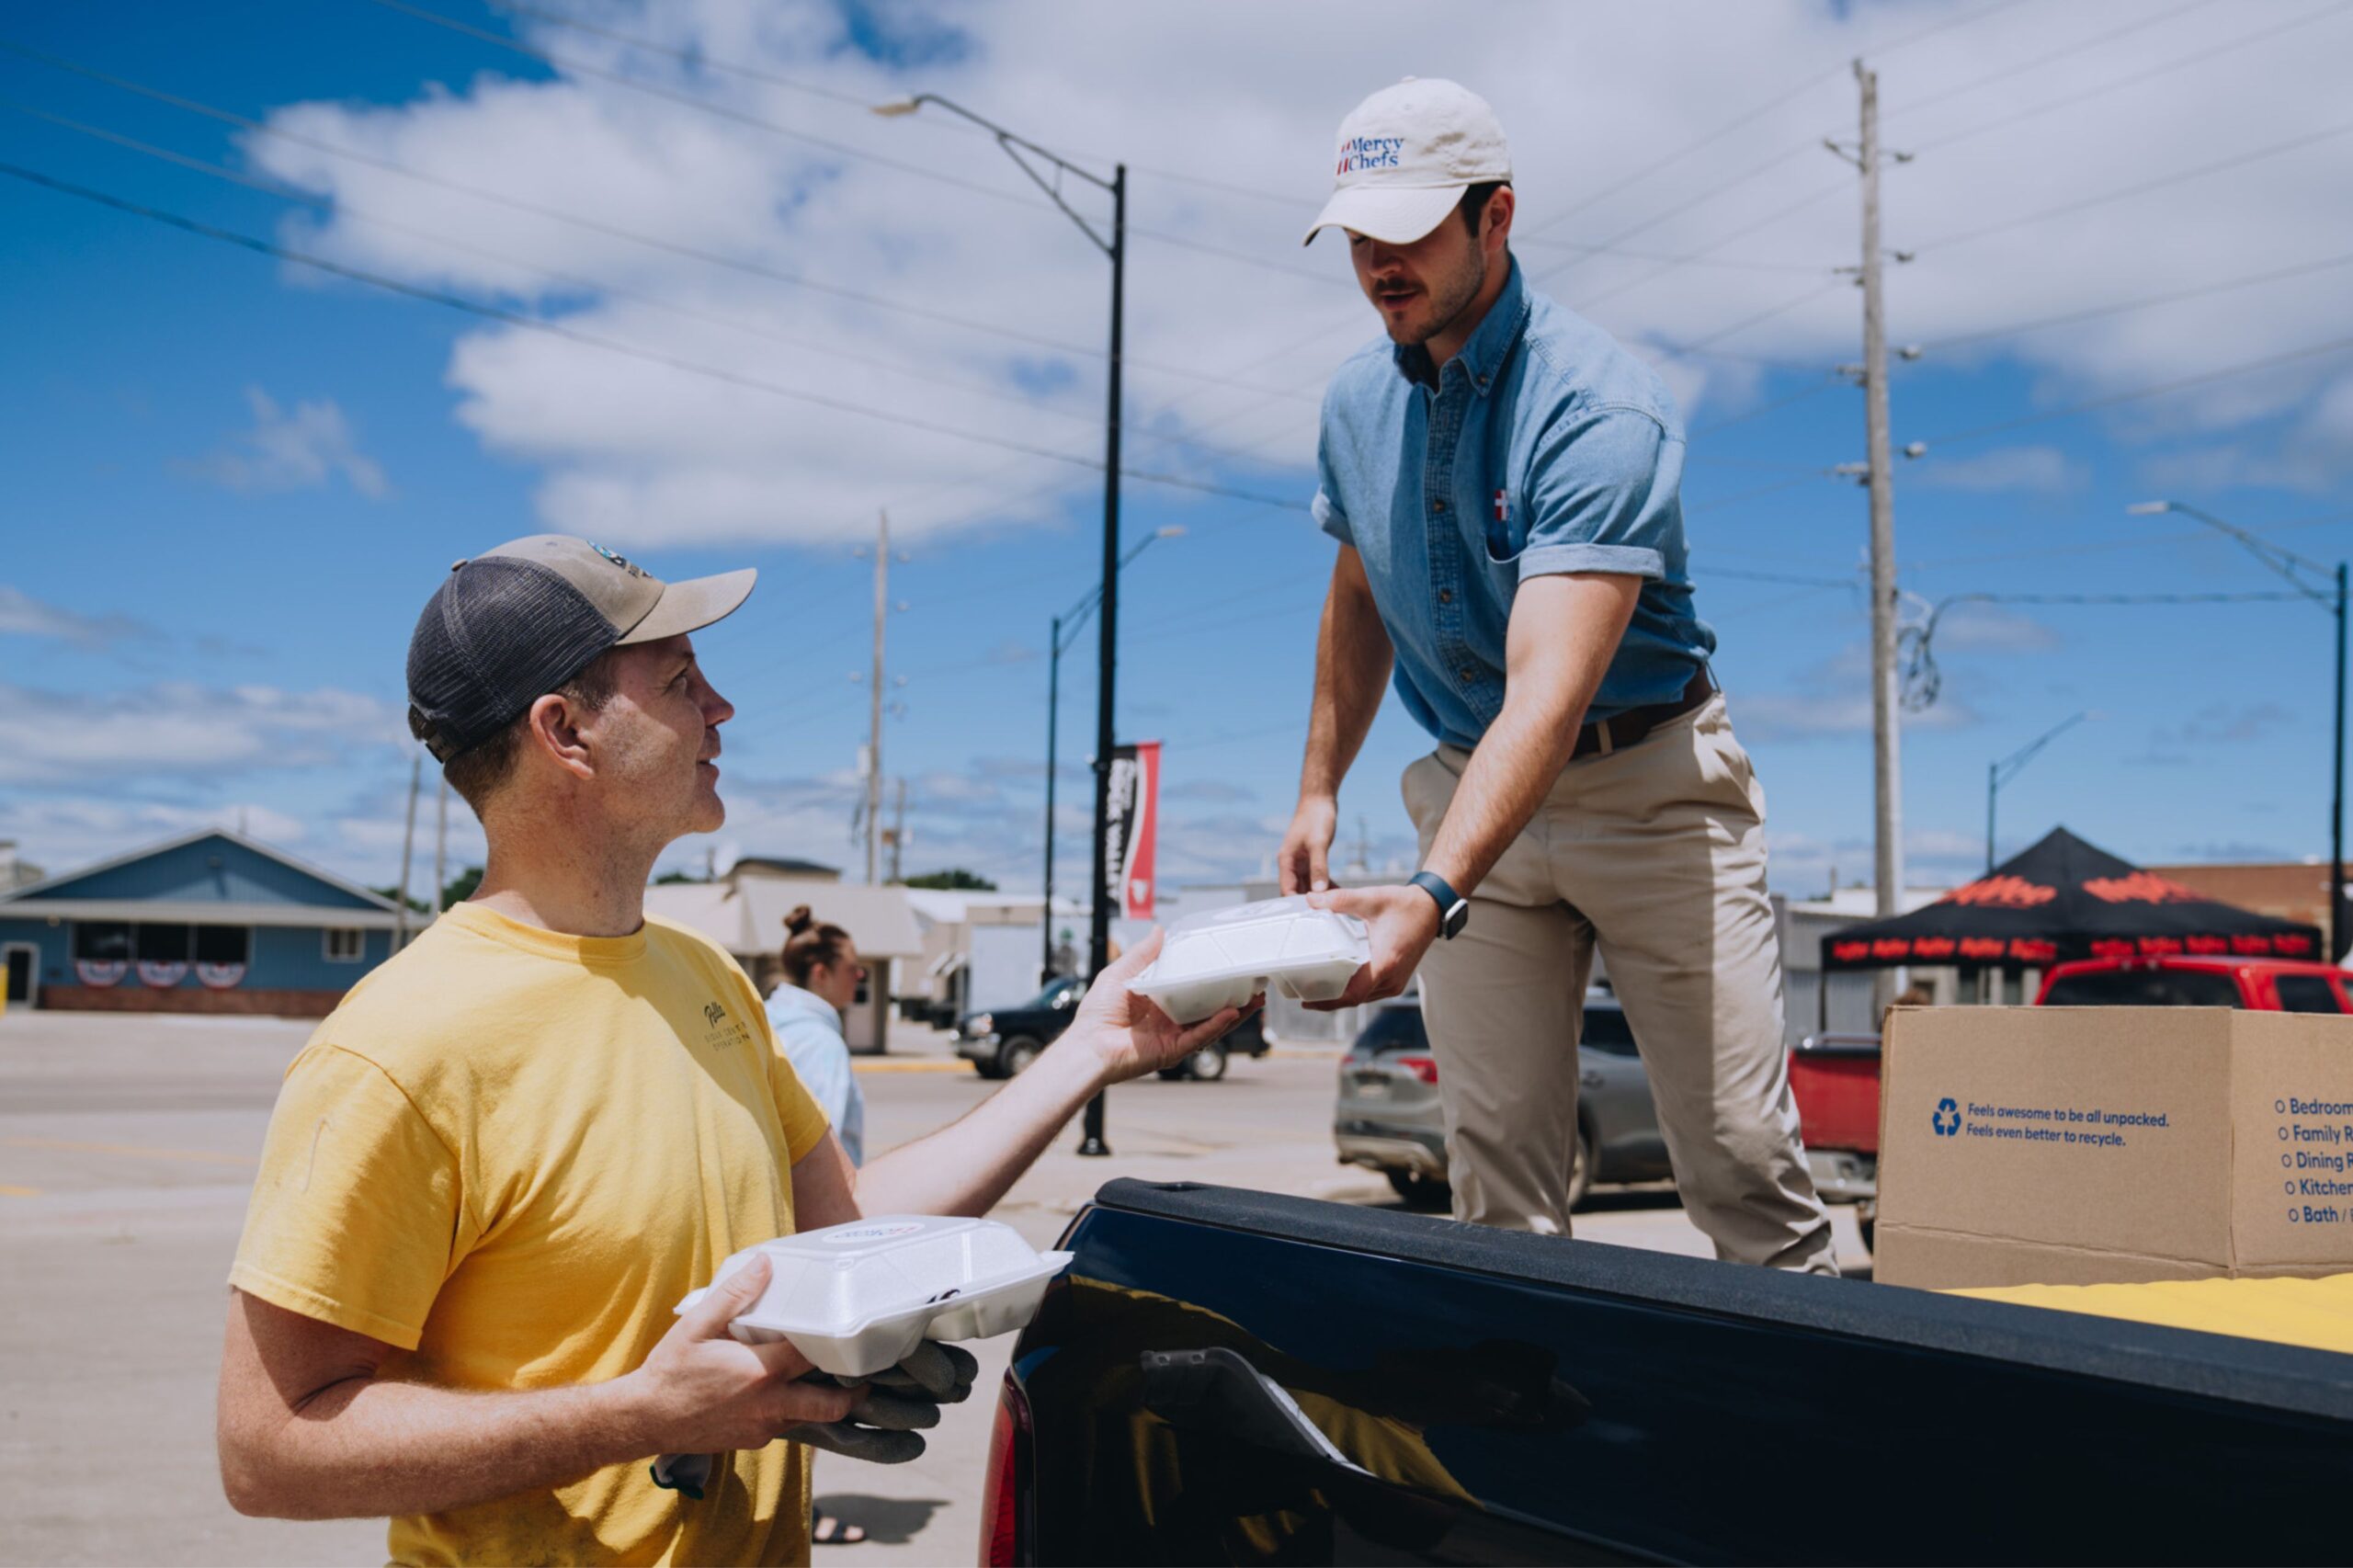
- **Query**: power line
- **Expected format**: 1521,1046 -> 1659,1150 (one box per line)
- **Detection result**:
1917,332 -> 2353,451
358,0 -> 1056,212
0,40 -> 1321,404
0,158 -> 1314,517
0,97 -> 1307,471
1523,0 -> 2034,243
1882,0 -> 2222,124
1515,236 -> 1835,274
369,0 -> 1351,295
1915,115 -> 2353,254
1900,589 -> 2309,710
1538,174 -> 1854,314
1689,375 -> 1844,438
481,0 -> 1314,212
1908,0 -> 2353,158
1709,565 -> 1857,589
1685,474 -> 1827,515
1904,508 -> 2353,574
1916,248 -> 2353,354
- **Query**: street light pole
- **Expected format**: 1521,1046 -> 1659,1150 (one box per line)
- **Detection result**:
1080,164 -> 1126,1157
1042,611 -> 1063,981
1986,711 -> 2089,871
2130,501 -> 2347,960
1040,528 -> 1185,986
875,95 -> 1131,1144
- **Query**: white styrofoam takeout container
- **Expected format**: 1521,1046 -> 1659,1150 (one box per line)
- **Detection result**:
1130,895 -> 1371,1025
675,1214 -> 1074,1380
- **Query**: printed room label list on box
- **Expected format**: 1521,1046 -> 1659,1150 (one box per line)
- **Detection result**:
1878,1007 -> 2353,1288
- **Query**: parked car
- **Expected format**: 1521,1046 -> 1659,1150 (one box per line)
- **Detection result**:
1786,955 -> 2353,1256
957,974 -> 1268,1080
1333,992 -> 1671,1210
2036,953 -> 2352,1010
987,1177 -> 2353,1564
1788,1030 -> 1884,1249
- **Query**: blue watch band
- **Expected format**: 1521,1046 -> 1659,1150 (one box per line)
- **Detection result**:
1409,871 -> 1470,939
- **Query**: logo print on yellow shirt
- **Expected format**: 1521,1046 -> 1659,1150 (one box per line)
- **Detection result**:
700,999 -> 751,1051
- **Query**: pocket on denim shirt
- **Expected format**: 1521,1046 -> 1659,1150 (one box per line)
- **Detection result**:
1481,490 -> 1529,564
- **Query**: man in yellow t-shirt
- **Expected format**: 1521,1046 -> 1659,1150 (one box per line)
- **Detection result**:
215,536 -> 1252,1566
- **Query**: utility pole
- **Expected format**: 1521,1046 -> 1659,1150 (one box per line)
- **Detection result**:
431,773 -> 449,921
867,509 -> 890,886
394,754 -> 420,951
1852,60 -> 1904,990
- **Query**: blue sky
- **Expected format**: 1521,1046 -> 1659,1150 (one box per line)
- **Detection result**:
6,0 -> 2352,902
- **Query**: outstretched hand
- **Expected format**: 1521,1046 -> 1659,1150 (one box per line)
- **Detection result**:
1304,885 -> 1439,1010
1068,928 -> 1264,1085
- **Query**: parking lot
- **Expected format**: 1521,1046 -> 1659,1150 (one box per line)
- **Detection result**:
0,1008 -> 1868,1566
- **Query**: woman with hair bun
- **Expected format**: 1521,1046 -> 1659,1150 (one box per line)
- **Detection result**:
765,904 -> 867,1168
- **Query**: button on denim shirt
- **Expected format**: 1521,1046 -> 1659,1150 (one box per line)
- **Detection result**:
1313,259 -> 1716,749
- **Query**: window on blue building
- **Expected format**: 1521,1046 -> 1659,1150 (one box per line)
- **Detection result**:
135,924 -> 190,962
72,922 -> 131,961
324,928 -> 365,962
195,926 -> 250,965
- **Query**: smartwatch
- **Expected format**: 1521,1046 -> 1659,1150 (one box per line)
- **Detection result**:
1408,871 -> 1470,940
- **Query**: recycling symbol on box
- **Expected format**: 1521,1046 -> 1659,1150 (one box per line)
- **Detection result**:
1933,1096 -> 1961,1137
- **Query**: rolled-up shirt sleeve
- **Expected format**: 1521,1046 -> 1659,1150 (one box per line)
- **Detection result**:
1312,417 -> 1354,547
1517,403 -> 1681,583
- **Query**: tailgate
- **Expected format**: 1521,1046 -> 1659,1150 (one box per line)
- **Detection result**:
1789,1040 -> 1881,1153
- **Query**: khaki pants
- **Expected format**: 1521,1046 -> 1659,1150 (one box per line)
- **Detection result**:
1402,692 -> 1836,1274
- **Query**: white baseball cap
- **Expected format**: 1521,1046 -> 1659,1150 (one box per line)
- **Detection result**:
1302,78 -> 1512,247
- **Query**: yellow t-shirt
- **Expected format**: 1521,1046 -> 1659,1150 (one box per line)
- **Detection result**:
230,902 -> 832,1567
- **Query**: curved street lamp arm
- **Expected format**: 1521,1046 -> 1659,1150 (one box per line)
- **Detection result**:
881,92 -> 1116,254
2154,501 -> 2334,608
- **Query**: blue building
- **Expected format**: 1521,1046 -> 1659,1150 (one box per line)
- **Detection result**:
0,829 -> 407,1017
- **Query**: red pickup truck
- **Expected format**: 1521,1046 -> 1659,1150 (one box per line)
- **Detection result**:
1789,954 -> 2353,1253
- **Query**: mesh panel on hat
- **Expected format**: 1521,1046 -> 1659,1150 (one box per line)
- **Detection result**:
405,556 -> 619,762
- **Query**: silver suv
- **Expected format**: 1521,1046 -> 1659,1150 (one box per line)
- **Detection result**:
1334,991 -> 1673,1209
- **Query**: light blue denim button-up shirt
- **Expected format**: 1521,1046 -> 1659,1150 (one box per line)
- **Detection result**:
1312,258 -> 1716,748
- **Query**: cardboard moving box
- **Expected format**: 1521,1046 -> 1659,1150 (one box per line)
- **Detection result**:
1877,1006 -> 2353,1289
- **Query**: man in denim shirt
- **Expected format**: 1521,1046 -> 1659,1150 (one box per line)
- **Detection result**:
1286,78 -> 1833,1271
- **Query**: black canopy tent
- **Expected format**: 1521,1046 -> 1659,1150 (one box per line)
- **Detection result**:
1821,826 -> 2324,974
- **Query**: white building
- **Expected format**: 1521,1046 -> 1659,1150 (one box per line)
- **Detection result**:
643,869 -> 921,1051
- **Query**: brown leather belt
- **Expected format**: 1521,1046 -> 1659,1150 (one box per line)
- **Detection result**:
1570,669 -> 1713,761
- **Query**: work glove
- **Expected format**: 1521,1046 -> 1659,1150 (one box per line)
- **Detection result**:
785,1339 -> 982,1464
651,1341 -> 982,1495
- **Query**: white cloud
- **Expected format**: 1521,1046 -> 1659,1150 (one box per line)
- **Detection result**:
1908,445 -> 2086,494
0,678 -> 401,786
0,585 -> 153,649
187,386 -> 392,499
231,1 -> 2353,549
0,797 -> 314,881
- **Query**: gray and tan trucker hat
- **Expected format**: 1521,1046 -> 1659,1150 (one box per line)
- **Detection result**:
405,534 -> 755,762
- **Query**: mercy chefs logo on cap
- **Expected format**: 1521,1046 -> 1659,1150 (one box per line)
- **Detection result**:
1304,77 -> 1510,247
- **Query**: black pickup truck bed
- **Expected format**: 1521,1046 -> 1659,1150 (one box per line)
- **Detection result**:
991,1179 -> 2353,1564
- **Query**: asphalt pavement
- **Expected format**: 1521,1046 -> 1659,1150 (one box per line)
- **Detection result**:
0,1007 -> 1866,1566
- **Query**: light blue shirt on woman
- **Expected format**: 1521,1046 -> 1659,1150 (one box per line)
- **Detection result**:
764,983 -> 866,1165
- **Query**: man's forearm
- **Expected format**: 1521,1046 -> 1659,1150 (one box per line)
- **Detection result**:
224,1359 -> 652,1521
1421,685 -> 1591,894
1422,573 -> 1639,896
1301,550 -> 1392,801
852,1040 -> 1106,1218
